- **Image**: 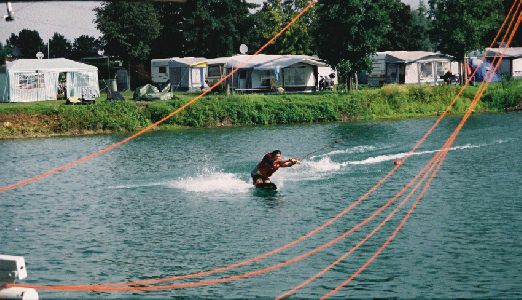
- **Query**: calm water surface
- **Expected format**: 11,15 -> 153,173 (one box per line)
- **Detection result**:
1,113 -> 521,299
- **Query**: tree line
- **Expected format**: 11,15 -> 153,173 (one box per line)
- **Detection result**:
2,0 -> 517,87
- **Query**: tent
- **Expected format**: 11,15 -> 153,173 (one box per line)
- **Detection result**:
469,47 -> 522,79
168,57 -> 207,92
0,58 -> 99,103
468,58 -> 500,82
367,51 -> 459,86
223,54 -> 328,92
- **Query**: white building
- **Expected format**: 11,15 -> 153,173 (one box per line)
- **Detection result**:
0,58 -> 99,102
368,51 -> 459,86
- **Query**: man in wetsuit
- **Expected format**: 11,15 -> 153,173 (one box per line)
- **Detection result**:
251,150 -> 299,185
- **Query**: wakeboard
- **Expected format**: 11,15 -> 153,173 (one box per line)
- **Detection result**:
255,182 -> 277,190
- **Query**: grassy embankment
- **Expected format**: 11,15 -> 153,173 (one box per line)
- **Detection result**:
0,80 -> 521,139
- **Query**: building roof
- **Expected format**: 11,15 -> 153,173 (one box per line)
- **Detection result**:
6,58 -> 98,72
169,57 -> 207,66
377,51 -> 454,63
224,54 -> 328,69
476,47 -> 522,58
204,57 -> 231,65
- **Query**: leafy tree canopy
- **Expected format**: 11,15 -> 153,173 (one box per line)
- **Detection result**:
182,0 -> 257,58
71,35 -> 100,60
95,1 -> 162,63
379,1 -> 433,51
252,0 -> 316,55
151,1 -> 188,59
314,0 -> 396,82
48,33 -> 72,59
6,29 -> 44,58
429,0 -> 503,60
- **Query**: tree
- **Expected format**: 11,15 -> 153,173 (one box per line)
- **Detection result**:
95,1 -> 161,63
70,35 -> 100,60
314,0 -> 396,90
252,0 -> 316,55
182,0 -> 257,57
151,1 -> 189,59
48,33 -> 72,58
410,1 -> 433,51
490,0 -> 521,47
0,42 -> 12,62
429,0 -> 503,77
6,29 -> 44,58
379,1 -> 414,51
379,1 -> 433,51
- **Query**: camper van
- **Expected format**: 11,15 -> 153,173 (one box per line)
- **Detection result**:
151,58 -> 172,84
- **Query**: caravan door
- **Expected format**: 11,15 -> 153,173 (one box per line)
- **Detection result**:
239,70 -> 247,89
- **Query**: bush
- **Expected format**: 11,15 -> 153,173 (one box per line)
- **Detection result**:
56,101 -> 148,132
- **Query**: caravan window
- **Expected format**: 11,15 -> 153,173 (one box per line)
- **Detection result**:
419,62 -> 433,79
158,66 -> 167,74
207,65 -> 221,77
259,70 -> 273,87
284,66 -> 306,86
436,61 -> 449,77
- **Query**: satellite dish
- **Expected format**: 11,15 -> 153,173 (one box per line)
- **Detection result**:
239,44 -> 248,54
36,52 -> 44,59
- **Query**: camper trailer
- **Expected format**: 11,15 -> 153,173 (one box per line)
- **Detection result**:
368,51 -> 458,86
151,58 -> 172,85
223,54 -> 328,92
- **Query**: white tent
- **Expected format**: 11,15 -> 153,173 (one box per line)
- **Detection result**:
0,58 -> 99,102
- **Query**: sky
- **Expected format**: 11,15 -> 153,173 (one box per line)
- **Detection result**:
0,0 -> 421,45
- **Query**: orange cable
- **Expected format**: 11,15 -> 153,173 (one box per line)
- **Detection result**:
5,0 -> 519,294
0,1 -> 318,194
280,5 -> 522,297
6,0 -> 518,292
320,13 -> 521,299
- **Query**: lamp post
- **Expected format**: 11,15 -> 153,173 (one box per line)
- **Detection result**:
98,50 -> 109,80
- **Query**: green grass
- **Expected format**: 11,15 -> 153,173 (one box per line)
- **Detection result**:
0,80 -> 520,139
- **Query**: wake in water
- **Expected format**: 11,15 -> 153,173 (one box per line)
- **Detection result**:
166,172 -> 251,193
275,141 -> 495,184
111,140 -> 505,192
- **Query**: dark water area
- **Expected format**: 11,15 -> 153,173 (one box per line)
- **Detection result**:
1,112 -> 521,299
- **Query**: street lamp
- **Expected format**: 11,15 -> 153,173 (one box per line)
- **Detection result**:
97,50 -> 109,80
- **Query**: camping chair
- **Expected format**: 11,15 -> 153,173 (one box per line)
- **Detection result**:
65,96 -> 81,105
80,87 -> 96,104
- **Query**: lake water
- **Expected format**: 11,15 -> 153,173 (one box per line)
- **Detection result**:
1,112 -> 521,299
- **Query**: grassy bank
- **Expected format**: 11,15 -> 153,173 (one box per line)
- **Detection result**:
1,80 -> 521,139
